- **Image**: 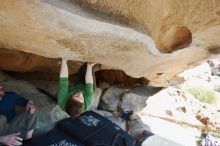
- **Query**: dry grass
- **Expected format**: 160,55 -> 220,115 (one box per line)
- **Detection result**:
187,87 -> 217,104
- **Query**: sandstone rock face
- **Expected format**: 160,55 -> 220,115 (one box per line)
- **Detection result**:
0,0 -> 220,86
158,26 -> 192,52
0,48 -> 81,74
96,70 -> 149,85
73,0 -> 220,52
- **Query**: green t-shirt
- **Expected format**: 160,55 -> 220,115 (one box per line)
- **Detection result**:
58,77 -> 93,111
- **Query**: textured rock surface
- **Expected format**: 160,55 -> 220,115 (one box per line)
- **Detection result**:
0,48 -> 81,74
121,92 -> 147,113
0,0 -> 220,86
140,63 -> 220,136
143,87 -> 220,130
99,86 -> 129,112
74,0 -> 220,52
96,70 -> 149,85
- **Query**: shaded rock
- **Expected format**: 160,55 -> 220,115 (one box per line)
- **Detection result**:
121,92 -> 147,113
207,59 -> 220,76
127,117 -> 151,139
98,81 -> 111,89
0,71 -> 14,82
0,49 -> 61,74
130,85 -> 162,97
0,48 -> 80,75
25,80 -> 59,97
96,70 -> 149,86
89,87 -> 102,110
99,86 -> 129,112
0,71 -> 6,82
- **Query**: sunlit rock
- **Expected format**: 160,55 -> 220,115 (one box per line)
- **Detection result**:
1,0 -> 220,86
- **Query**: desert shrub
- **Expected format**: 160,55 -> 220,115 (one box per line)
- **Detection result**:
187,87 -> 217,104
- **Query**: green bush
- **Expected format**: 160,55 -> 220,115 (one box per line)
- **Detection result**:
186,87 -> 217,104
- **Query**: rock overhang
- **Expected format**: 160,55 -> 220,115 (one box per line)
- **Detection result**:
0,0 -> 220,86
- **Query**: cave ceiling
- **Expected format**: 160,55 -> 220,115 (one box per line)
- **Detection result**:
0,0 -> 220,86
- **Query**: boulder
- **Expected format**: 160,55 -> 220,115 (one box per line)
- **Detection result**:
120,92 -> 147,113
99,86 -> 129,112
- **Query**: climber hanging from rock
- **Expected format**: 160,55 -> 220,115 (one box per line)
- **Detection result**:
58,58 -> 100,117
